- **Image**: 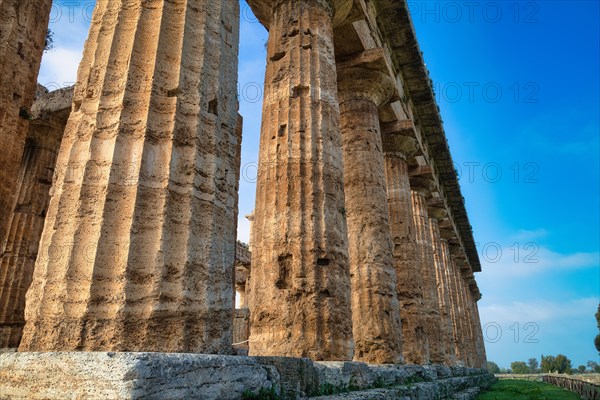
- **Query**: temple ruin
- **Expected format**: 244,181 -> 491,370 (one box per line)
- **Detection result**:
0,0 -> 491,398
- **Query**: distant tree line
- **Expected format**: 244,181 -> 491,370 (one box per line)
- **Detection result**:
487,356 -> 600,375
487,308 -> 600,375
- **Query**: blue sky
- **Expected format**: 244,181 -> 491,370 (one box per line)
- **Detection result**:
40,1 -> 599,369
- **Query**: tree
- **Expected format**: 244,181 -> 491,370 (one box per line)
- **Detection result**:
542,354 -> 572,374
486,361 -> 500,374
587,360 -> 600,373
511,361 -> 530,374
555,354 -> 573,374
527,357 -> 539,373
541,355 -> 555,373
578,365 -> 586,373
595,304 -> 600,353
44,29 -> 54,52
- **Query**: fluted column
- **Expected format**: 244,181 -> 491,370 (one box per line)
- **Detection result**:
463,281 -> 481,368
247,0 -> 354,360
338,67 -> 403,364
0,0 -> 52,255
384,141 -> 429,364
447,252 -> 467,365
19,0 -> 241,353
456,266 -> 476,367
411,187 -> 445,364
471,295 -> 487,368
0,111 -> 64,348
430,218 -> 456,365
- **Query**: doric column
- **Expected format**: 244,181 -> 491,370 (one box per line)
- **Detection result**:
247,0 -> 354,360
429,217 -> 457,366
411,185 -> 445,364
456,264 -> 477,367
338,67 -> 403,364
0,0 -> 52,255
0,88 -> 70,348
471,293 -> 488,368
382,122 -> 429,364
447,251 -> 467,365
447,245 -> 477,367
19,0 -> 241,353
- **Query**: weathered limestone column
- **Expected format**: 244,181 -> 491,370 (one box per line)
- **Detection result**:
411,186 -> 445,364
471,294 -> 488,368
383,128 -> 429,364
247,0 -> 354,360
457,266 -> 477,367
338,67 -> 403,364
0,87 -> 72,348
19,0 -> 241,353
447,252 -> 466,365
0,0 -> 52,255
439,236 -> 462,365
429,217 -> 456,366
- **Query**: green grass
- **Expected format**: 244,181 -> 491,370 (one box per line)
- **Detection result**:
476,379 -> 582,400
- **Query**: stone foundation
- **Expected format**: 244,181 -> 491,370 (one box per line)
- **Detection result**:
0,352 -> 494,400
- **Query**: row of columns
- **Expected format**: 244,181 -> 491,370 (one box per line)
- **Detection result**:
246,0 -> 486,366
0,0 -> 486,367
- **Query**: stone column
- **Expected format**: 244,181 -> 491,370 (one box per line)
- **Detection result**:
0,88 -> 70,348
430,218 -> 456,366
457,267 -> 476,367
411,187 -> 445,364
447,252 -> 466,365
247,0 -> 354,360
471,295 -> 488,368
0,0 -> 52,255
464,281 -> 483,368
338,67 -> 403,364
19,0 -> 241,353
383,132 -> 429,364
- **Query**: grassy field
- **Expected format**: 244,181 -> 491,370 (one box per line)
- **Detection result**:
476,379 -> 582,400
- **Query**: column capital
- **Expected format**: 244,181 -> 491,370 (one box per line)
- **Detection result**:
427,196 -> 448,221
337,67 -> 396,107
410,175 -> 436,196
381,119 -> 420,159
248,0 -> 353,28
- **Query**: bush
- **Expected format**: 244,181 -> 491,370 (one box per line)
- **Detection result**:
541,354 -> 572,374
486,361 -> 500,374
510,361 -> 530,374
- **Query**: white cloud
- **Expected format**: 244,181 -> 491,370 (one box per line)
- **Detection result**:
476,228 -> 599,280
480,297 -> 598,325
480,297 -> 599,368
38,47 -> 83,88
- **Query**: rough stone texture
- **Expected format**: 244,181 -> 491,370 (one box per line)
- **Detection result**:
19,0 -> 241,353
447,253 -> 468,366
471,297 -> 487,368
0,0 -> 52,258
430,219 -> 456,365
0,352 -> 495,400
384,153 -> 429,365
0,352 -> 279,400
338,67 -> 403,364
411,189 -> 445,364
233,308 -> 250,354
235,241 -> 251,308
247,0 -> 354,360
0,87 -> 72,348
